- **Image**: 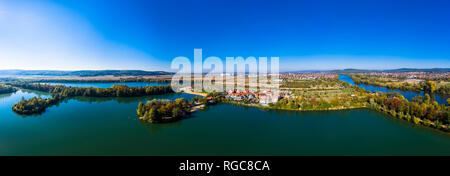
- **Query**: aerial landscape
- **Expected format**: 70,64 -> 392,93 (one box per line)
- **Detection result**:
1,68 -> 449,155
0,0 -> 449,163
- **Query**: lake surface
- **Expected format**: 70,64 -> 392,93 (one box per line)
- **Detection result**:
1,88 -> 449,155
339,75 -> 449,105
46,82 -> 168,88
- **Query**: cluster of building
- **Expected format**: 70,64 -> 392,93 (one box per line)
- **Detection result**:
364,72 -> 450,80
280,73 -> 338,80
179,85 -> 290,105
226,89 -> 289,105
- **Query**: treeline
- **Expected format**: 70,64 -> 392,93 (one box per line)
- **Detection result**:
0,84 -> 16,94
351,74 -> 450,95
368,92 -> 450,132
10,82 -> 174,115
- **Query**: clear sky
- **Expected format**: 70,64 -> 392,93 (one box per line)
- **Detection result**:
0,0 -> 449,71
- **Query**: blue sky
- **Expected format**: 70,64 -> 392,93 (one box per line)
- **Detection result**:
0,0 -> 449,71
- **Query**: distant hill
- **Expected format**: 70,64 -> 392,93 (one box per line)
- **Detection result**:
329,69 -> 379,73
330,68 -> 450,73
0,70 -> 173,77
283,70 -> 325,73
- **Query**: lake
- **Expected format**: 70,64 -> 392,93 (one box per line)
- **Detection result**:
339,75 -> 449,105
0,84 -> 449,155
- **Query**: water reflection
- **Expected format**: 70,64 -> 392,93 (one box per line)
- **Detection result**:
138,119 -> 183,134
20,89 -> 52,98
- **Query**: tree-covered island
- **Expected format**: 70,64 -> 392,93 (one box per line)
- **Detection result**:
137,95 -> 220,123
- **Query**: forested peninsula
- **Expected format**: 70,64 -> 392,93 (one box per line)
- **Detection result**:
9,82 -> 173,115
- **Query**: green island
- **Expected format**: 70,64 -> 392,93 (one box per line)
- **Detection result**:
9,82 -> 173,115
136,96 -> 219,123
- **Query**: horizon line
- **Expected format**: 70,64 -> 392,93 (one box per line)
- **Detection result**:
1,67 -> 449,72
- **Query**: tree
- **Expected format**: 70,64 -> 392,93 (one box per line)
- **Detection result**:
172,107 -> 184,119
149,107 -> 160,122
422,81 -> 436,93
137,102 -> 145,117
413,116 -> 421,125
142,111 -> 149,121
175,98 -> 185,104
424,94 -> 431,104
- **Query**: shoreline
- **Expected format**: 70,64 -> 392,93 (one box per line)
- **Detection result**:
183,91 -> 208,97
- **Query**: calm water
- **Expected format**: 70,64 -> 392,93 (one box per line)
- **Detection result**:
339,75 -> 449,105
46,82 -> 168,88
0,88 -> 449,155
